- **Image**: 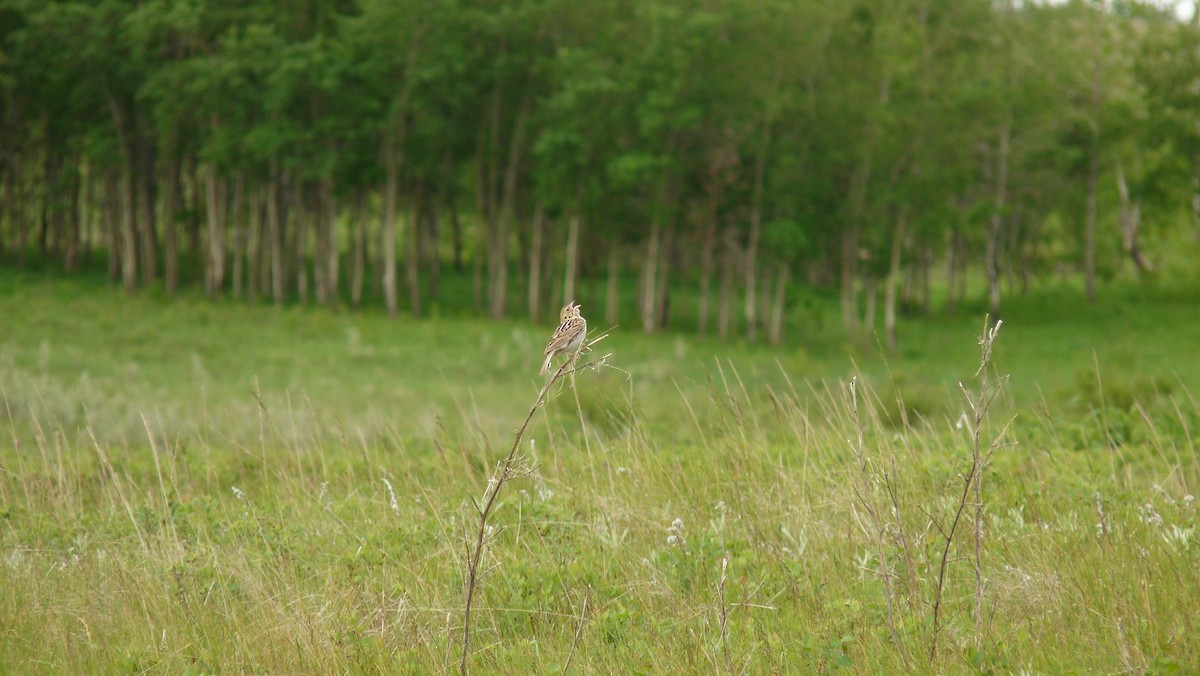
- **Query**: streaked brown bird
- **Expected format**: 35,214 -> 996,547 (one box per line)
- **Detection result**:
540,301 -> 587,375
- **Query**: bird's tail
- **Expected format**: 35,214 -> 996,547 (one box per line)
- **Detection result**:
540,352 -> 554,376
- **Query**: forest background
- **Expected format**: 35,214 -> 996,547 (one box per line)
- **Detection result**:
3,0 -> 1200,344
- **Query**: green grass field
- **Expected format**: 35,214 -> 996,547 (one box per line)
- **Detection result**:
2,270 -> 1198,673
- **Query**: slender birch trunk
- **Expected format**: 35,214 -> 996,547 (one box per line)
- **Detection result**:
987,124 -> 1010,319
717,228 -> 735,340
885,208 -> 906,352
383,145 -> 399,317
528,204 -> 544,321
745,147 -> 766,342
203,162 -> 226,297
563,213 -> 580,305
698,222 -> 716,334
641,222 -> 660,333
162,145 -> 179,294
230,173 -> 245,300
352,191 -> 367,308
768,263 -> 789,346
606,243 -> 620,327
268,164 -> 285,304
654,226 -> 673,329
407,195 -> 422,317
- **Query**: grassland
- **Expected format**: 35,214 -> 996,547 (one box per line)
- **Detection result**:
1,269 -> 1198,673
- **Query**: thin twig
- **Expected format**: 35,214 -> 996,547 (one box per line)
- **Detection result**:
562,589 -> 590,674
460,334 -> 609,675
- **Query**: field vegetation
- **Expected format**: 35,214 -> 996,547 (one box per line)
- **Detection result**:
2,272 -> 1198,673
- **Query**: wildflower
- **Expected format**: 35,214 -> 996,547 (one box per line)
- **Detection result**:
667,517 -> 685,546
231,486 -> 246,502
382,478 -> 400,517
1137,503 -> 1163,527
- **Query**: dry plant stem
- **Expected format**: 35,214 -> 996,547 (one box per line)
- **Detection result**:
848,378 -> 906,668
717,557 -> 731,673
562,591 -> 589,675
460,338 -> 608,675
930,316 -> 1006,662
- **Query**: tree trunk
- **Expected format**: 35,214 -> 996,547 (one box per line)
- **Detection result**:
351,191 -> 367,307
921,245 -> 932,316
40,144 -> 58,261
104,168 -> 121,281
987,124 -> 1010,319
641,222 -> 660,333
246,186 -> 261,302
863,275 -> 877,341
745,147 -> 766,342
563,213 -> 580,305
945,228 -> 958,316
229,173 -> 245,299
768,263 -> 789,346
65,159 -> 80,271
162,147 -> 180,294
294,181 -> 309,305
313,191 -> 328,306
323,177 -> 340,307
187,162 -> 203,286
450,197 -> 464,272
267,164 -> 285,304
885,207 -> 906,352
1191,159 -> 1200,244
14,155 -> 29,268
136,131 -> 157,286
489,96 -> 530,319
717,228 -> 736,340
118,160 -> 138,292
528,204 -> 544,321
428,198 -> 440,301
606,242 -> 620,327
1,163 -> 12,262
1084,146 -> 1099,303
383,141 -> 400,318
1116,163 -> 1150,275
407,193 -> 422,317
654,226 -> 673,329
106,95 -> 140,291
698,222 -> 716,334
204,163 -> 226,297
840,226 -> 860,339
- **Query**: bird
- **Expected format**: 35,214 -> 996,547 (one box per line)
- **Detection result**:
540,301 -> 587,375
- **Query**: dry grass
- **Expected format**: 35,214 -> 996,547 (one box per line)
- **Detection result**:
2,281 -> 1199,672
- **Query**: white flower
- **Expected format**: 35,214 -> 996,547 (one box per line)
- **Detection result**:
382,478 -> 400,517
231,486 -> 246,502
1138,503 -> 1163,527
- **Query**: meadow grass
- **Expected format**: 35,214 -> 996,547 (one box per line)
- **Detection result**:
1,271 -> 1198,673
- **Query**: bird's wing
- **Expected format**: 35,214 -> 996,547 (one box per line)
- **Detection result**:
544,321 -> 581,354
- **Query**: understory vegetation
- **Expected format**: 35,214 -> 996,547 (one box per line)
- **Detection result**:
1,277 -> 1198,672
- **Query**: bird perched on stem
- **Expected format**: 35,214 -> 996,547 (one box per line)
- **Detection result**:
541,301 -> 587,375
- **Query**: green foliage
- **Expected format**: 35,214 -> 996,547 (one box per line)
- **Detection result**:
4,0 -> 1199,336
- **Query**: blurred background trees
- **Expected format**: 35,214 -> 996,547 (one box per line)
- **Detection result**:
1,0 -> 1197,347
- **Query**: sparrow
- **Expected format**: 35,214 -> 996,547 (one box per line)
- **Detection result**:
540,301 -> 587,375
